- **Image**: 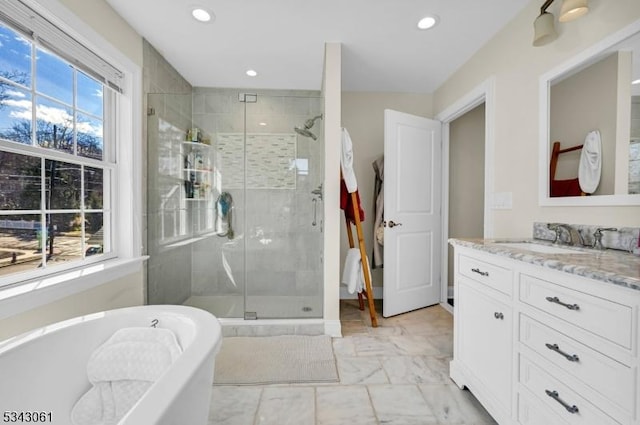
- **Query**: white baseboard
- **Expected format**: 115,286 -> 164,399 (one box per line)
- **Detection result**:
440,302 -> 454,315
340,286 -> 383,300
324,319 -> 342,337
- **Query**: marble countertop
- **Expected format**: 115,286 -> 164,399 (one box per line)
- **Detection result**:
449,238 -> 640,292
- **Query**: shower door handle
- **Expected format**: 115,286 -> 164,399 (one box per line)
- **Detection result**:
312,198 -> 317,226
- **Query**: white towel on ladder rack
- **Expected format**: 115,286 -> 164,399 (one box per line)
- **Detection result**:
341,248 -> 370,294
578,129 -> 602,194
341,128 -> 358,193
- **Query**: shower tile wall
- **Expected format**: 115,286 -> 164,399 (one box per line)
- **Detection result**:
147,94 -> 194,305
143,40 -> 194,305
217,133 -> 297,189
191,88 -> 324,315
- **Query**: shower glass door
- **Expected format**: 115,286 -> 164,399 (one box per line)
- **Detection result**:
242,94 -> 324,319
146,93 -> 214,308
185,89 -> 324,319
147,89 -> 324,320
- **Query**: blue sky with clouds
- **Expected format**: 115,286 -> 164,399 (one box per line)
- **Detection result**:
0,23 -> 103,148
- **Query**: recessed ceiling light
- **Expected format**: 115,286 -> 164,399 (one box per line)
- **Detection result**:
633,79 -> 640,85
191,7 -> 213,23
417,15 -> 439,30
259,122 -> 267,126
246,69 -> 258,77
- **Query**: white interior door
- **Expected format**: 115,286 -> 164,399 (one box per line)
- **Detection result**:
383,109 -> 442,317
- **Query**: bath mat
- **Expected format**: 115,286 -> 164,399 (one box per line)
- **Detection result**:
213,335 -> 338,385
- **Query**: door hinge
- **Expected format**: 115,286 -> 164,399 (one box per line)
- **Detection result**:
238,93 -> 257,103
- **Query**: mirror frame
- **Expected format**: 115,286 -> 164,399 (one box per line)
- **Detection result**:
539,19 -> 640,206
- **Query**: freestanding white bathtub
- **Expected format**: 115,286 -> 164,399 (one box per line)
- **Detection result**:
0,305 -> 222,425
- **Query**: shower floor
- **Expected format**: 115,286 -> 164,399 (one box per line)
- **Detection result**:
183,295 -> 323,320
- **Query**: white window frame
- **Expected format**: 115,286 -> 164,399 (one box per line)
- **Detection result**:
0,0 -> 144,320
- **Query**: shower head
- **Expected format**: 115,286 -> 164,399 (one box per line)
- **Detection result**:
294,114 -> 323,140
294,126 -> 318,140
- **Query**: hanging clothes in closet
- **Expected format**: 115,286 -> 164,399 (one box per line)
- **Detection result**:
372,156 -> 384,268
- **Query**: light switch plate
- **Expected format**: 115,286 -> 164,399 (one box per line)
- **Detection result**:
492,192 -> 513,209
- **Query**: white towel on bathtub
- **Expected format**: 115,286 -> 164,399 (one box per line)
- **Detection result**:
71,327 -> 182,425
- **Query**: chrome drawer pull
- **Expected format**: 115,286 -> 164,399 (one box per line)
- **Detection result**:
494,312 -> 504,320
545,296 -> 580,311
471,267 -> 489,277
545,390 -> 579,414
545,343 -> 579,362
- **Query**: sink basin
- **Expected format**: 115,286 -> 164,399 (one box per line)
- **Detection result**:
494,242 -> 589,255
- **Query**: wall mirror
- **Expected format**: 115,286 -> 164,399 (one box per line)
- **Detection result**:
539,20 -> 640,206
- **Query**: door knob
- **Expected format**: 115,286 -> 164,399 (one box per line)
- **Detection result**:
388,220 -> 403,228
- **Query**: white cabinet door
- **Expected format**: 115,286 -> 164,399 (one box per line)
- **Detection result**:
457,280 -> 512,410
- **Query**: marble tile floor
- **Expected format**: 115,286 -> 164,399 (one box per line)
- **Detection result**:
208,300 -> 497,425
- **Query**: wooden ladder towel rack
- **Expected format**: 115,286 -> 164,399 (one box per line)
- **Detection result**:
343,180 -> 378,327
549,140 -> 585,197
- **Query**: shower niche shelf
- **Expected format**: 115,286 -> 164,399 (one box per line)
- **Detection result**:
183,141 -> 213,201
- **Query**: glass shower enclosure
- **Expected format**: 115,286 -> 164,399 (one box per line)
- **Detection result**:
146,89 -> 324,320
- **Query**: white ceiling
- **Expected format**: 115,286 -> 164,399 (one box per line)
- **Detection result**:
105,0 -> 530,93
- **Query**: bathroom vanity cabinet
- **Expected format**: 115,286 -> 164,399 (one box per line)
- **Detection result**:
450,242 -> 640,425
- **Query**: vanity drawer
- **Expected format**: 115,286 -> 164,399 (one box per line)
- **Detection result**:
519,314 -> 633,413
519,355 -> 622,425
519,274 -> 632,349
518,390 -> 569,425
458,254 -> 512,295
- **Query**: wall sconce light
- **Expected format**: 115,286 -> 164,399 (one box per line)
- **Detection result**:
533,0 -> 589,47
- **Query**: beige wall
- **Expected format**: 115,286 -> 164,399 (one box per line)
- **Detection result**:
550,53 -> 618,195
633,97 -> 640,139
0,0 -> 146,341
0,270 -> 144,340
340,92 -> 433,290
631,97 -> 640,194
448,104 -> 485,286
56,0 -> 142,66
323,43 -> 343,330
434,0 -> 640,236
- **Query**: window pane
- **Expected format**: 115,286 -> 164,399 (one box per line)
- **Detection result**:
45,212 -> 82,266
0,150 -> 41,210
77,71 -> 103,117
36,96 -> 73,154
84,167 -> 103,209
84,212 -> 103,257
36,48 -> 72,105
77,113 -> 103,160
45,159 -> 81,210
0,85 -> 32,145
0,24 -> 32,88
0,215 -> 42,278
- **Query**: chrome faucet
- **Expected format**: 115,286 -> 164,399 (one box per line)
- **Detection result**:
547,223 -> 583,246
592,227 -> 617,250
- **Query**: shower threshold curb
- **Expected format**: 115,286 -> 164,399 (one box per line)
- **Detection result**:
218,318 -> 330,337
